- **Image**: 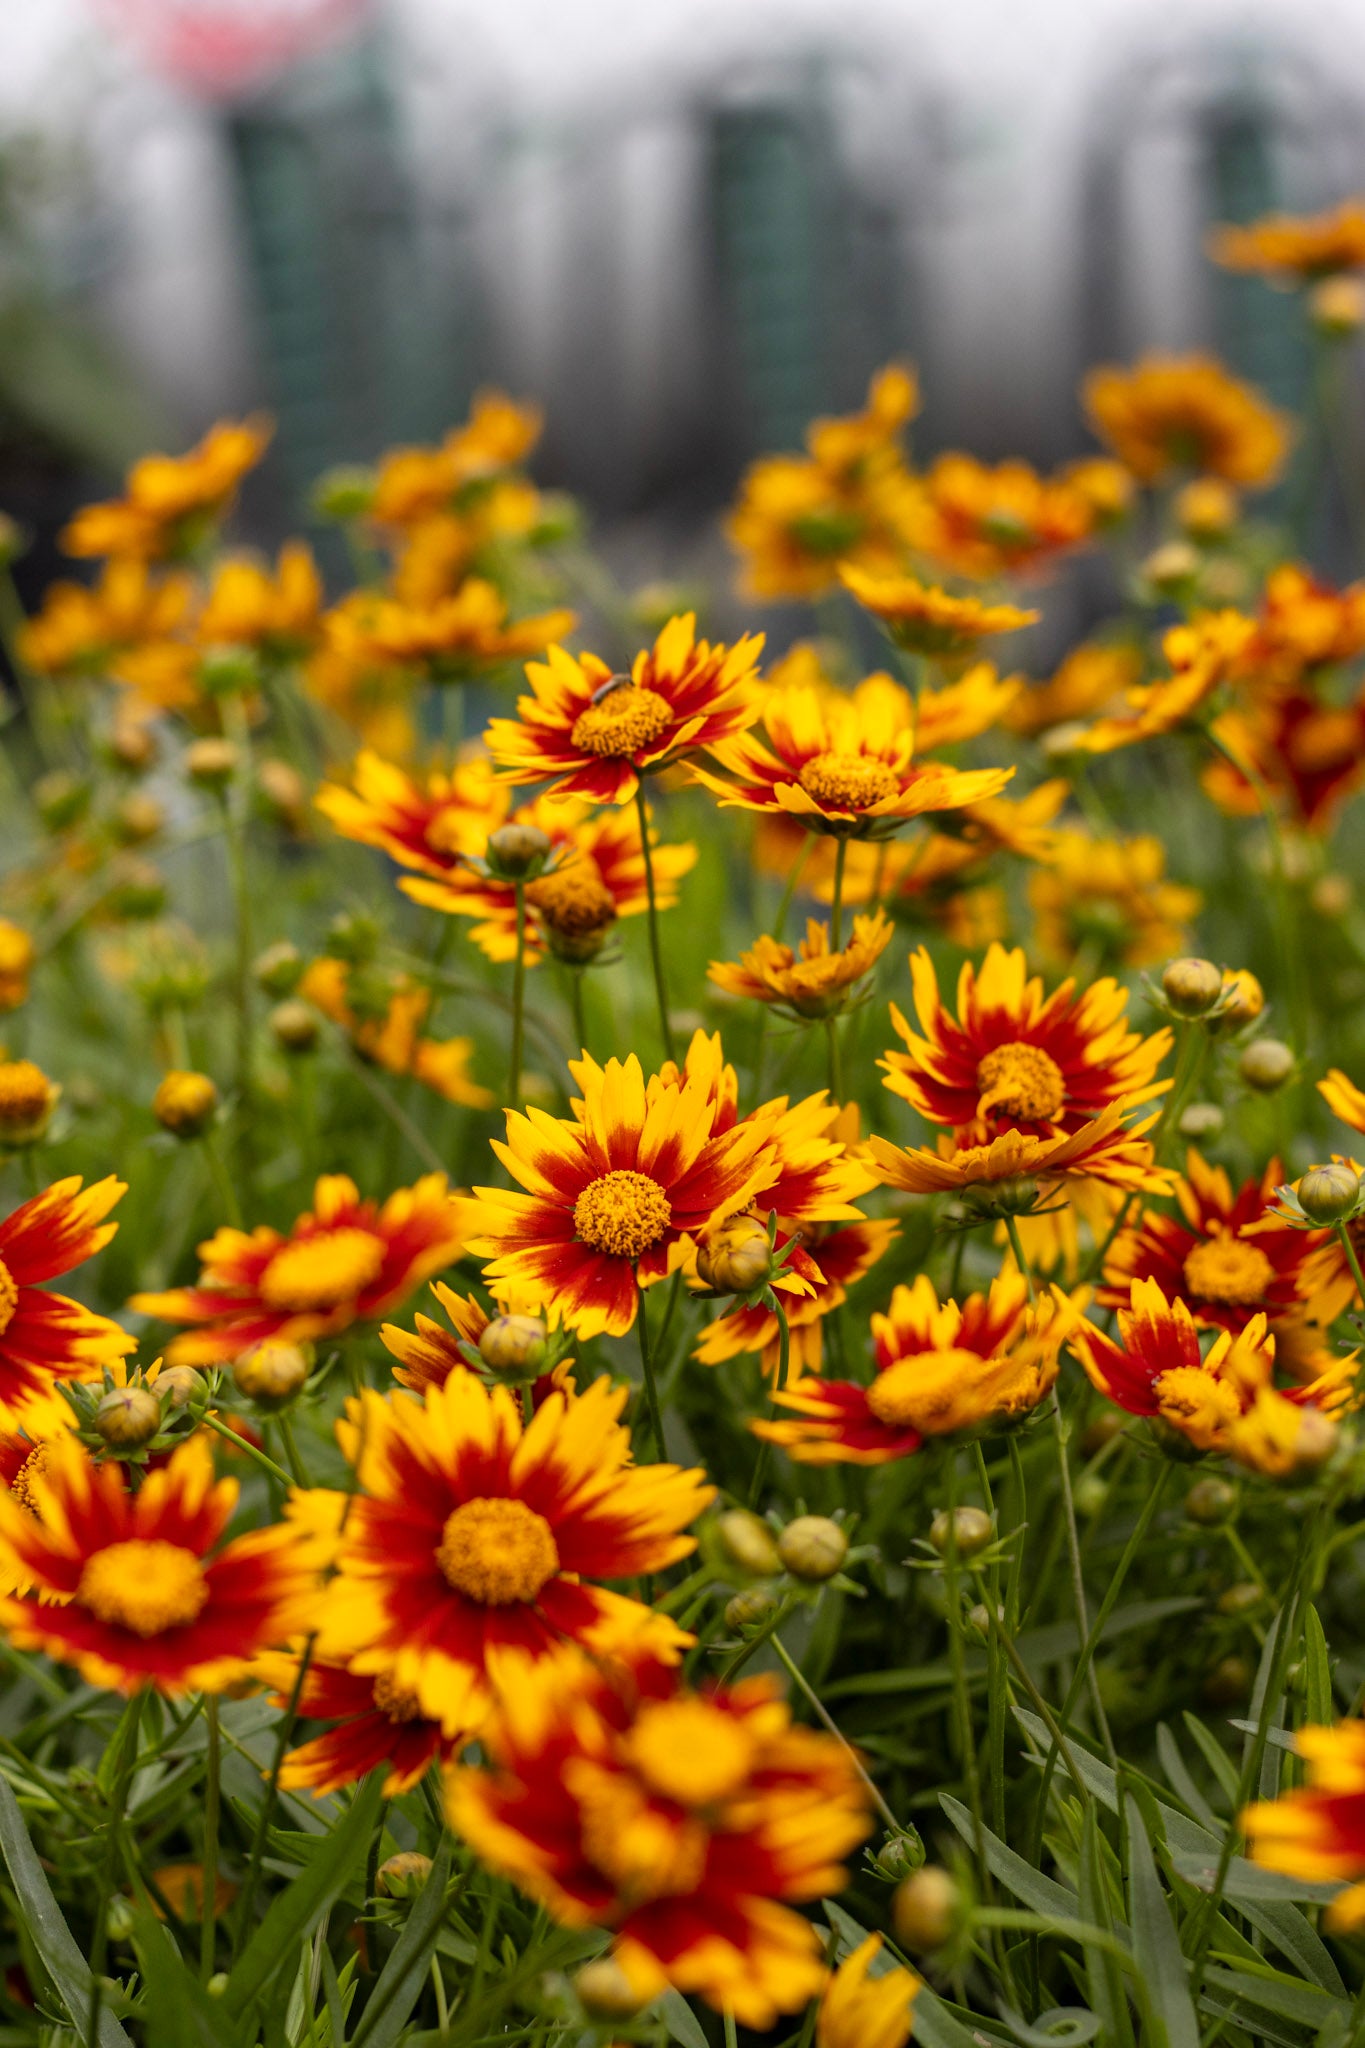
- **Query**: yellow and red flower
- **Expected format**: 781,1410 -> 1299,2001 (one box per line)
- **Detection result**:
1205,690 -> 1365,834
1070,610 -> 1256,755
691,673 -> 1013,838
753,1273 -> 1069,1464
838,565 -> 1039,661
485,614 -> 764,806
446,1648 -> 871,2026
1082,355 -> 1290,487
1211,201 -> 1365,281
1028,831 -> 1202,969
131,1173 -> 466,1364
0,1176 -> 133,1416
315,750 -> 509,878
61,418 -> 272,559
304,1371 -> 711,1733
18,560 -> 194,681
695,1219 -> 900,1377
708,913 -> 894,1018
0,1435 -> 312,1694
1243,1721 -> 1365,1929
259,1650 -> 454,1796
322,578 -> 574,681
296,957 -> 492,1106
381,1282 -> 494,1395
196,541 -> 324,655
907,452 -> 1099,581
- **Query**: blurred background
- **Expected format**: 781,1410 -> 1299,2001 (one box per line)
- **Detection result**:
4,0 -> 1365,605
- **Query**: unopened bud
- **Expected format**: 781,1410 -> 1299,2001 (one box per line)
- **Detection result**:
1213,969 -> 1264,1032
1178,1102 -> 1225,1141
1204,1653 -> 1253,1707
725,1588 -> 779,1633
715,1508 -> 782,1579
377,1851 -> 432,1899
1142,541 -> 1200,592
574,1956 -> 647,2022
1239,1038 -> 1295,1093
477,1314 -> 548,1380
964,1175 -> 1040,1219
929,1507 -> 993,1558
777,1515 -> 848,1582
1298,1163 -> 1361,1225
152,1070 -> 219,1139
109,721 -> 158,772
1073,1472 -> 1108,1518
96,1386 -> 161,1447
35,771 -> 90,833
1313,873 -> 1352,919
696,1215 -> 773,1295
232,1341 -> 309,1408
871,1827 -> 926,1882
156,1365 -> 203,1410
892,1867 -> 962,1953
325,910 -> 380,965
1184,1476 -> 1236,1525
114,793 -> 164,845
258,758 -> 306,823
1162,957 -> 1223,1018
1175,478 -> 1239,541
107,859 -> 166,920
0,1060 -> 59,1146
199,646 -> 260,698
1311,275 -> 1365,337
254,941 -> 304,996
485,824 -> 552,881
1217,1582 -> 1263,1617
207,1973 -> 229,1998
270,999 -> 319,1053
105,1897 -> 136,1942
185,737 -> 239,787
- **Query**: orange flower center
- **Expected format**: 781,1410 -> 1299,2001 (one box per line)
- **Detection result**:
572,1170 -> 673,1260
797,751 -> 898,812
0,1256 -> 16,1338
77,1539 -> 209,1637
9,1439 -> 53,1514
436,1496 -> 559,1605
259,1227 -> 386,1313
570,685 -> 673,758
527,864 -> 618,938
626,1698 -> 756,1807
372,1670 -> 425,1723
1183,1235 -> 1275,1307
1153,1366 -> 1241,1447
976,1041 -> 1066,1123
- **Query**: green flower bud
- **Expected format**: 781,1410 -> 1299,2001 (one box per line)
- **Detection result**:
777,1515 -> 848,1582
1162,957 -> 1223,1018
893,1867 -> 962,1952
929,1507 -> 993,1558
1298,1164 -> 1361,1226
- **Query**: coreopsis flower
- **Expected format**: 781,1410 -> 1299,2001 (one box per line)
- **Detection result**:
446,1649 -> 872,2026
907,451 -> 1098,580
484,614 -> 764,806
0,1436 -> 312,1694
1321,1069 -> 1365,1138
1071,609 -> 1256,754
838,565 -> 1038,662
323,577 -> 574,681
695,1218 -> 899,1376
690,674 -> 1013,839
464,1051 -> 778,1337
315,749 -> 510,878
1003,641 -> 1142,738
257,1651 -> 454,1796
1082,355 -> 1290,488
1028,830 -> 1202,968
0,1176 -> 133,1414
753,1273 -> 1070,1464
196,541 -> 323,655
1225,1385 -> 1342,1480
726,364 -> 922,601
61,417 -> 272,559
18,559 -> 195,680
369,390 -> 543,528
1101,1152 -> 1337,1340
760,643 -> 1020,752
1205,690 -> 1365,833
131,1173 -> 466,1364
0,921 -> 35,1011
0,1060 -> 60,1148
302,1372 -> 710,1733
1240,564 -> 1365,688
296,957 -> 492,1106
1063,455 -> 1138,526
389,484 -> 546,602
818,1935 -> 920,2048
1243,1722 -> 1365,1929
1211,200 -> 1365,281
708,913 -> 894,1018
401,797 -> 696,965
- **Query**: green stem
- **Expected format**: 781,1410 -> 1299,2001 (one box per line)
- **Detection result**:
635,1282 -> 666,1458
233,1642 -> 314,1958
220,693 -> 255,1141
201,1699 -> 220,1981
200,1131 -> 242,1229
770,1634 -> 899,1831
197,1410 -> 294,1491
829,835 -> 848,949
1338,1220 -> 1365,1310
276,1412 -> 309,1488
748,1297 -> 790,1507
944,1451 -> 992,1892
566,965 -> 588,1057
87,1689 -> 146,2048
509,883 -> 527,1104
634,783 -> 675,1064
717,1592 -> 797,1681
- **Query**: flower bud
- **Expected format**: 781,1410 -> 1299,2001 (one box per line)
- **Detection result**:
254,941 -> 305,996
1072,1472 -> 1108,1518
311,464 -> 377,522
777,1515 -> 848,1582
96,1386 -> 162,1447
377,1851 -> 432,1898
270,999 -> 320,1053
1142,540 -> 1200,593
199,646 -> 260,698
1217,1582 -> 1263,1617
725,1588 -> 779,1633
185,737 -> 239,788
484,824 -> 552,881
871,1826 -> 926,1882
0,1060 -> 59,1146
1081,1411 -> 1124,1458
1239,1038 -> 1295,1093
232,1341 -> 309,1408
477,1314 -> 548,1380
715,1508 -> 782,1579
208,1973 -> 229,1998
696,1215 -> 773,1295
929,1507 -> 993,1558
574,1956 -> 647,2022
1298,1163 -> 1361,1225
153,1070 -> 219,1139
258,758 -> 307,826
962,1175 -> 1040,1219
109,720 -> 158,772
34,771 -> 90,832
1175,478 -> 1239,541
1277,1407 -> 1338,1479
967,1602 -> 1001,1636
1161,956 -> 1223,1018
325,910 -> 380,965
1213,968 -> 1264,1032
1178,1102 -> 1225,1141
106,859 -> 166,920
157,1365 -> 203,1410
1184,1476 -> 1235,1525
1203,1653 -> 1253,1707
1311,275 -> 1365,337
114,793 -> 164,845
105,1896 -> 136,1942
892,1867 -> 962,1953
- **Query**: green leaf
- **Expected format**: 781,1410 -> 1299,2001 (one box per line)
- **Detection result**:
1078,1801 -> 1134,2048
349,1839 -> 455,2048
1203,1961 -> 1349,2029
939,1795 -> 1103,1933
1304,1605 -> 1334,1727
0,1771 -> 134,2048
226,1772 -> 385,2020
130,1913 -> 243,2048
1124,1794 -> 1199,2048
1180,1713 -> 1239,1808
658,1989 -> 711,2048
1154,1723 -> 1220,1832
1166,1849 -> 1338,1905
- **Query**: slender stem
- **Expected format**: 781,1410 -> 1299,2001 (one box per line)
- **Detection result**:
944,1451 -> 992,1892
635,1282 -> 665,1458
87,1690 -> 146,2048
829,835 -> 848,949
197,1410 -> 294,1491
343,1044 -> 448,1176
748,1298 -> 790,1508
201,1131 -> 242,1229
233,1642 -> 315,1957
201,1699 -> 220,1981
220,693 -> 255,1138
773,833 -> 813,943
824,1014 -> 844,1105
717,1592 -> 797,1682
1338,1221 -> 1365,1309
276,1412 -> 309,1488
634,783 -> 675,1064
567,965 -> 588,1057
509,883 -> 527,1105
1205,726 -> 1305,1054
770,1634 -> 899,1832
982,1605 -> 1093,1810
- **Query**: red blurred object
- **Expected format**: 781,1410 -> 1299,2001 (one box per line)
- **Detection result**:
92,0 -> 373,99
